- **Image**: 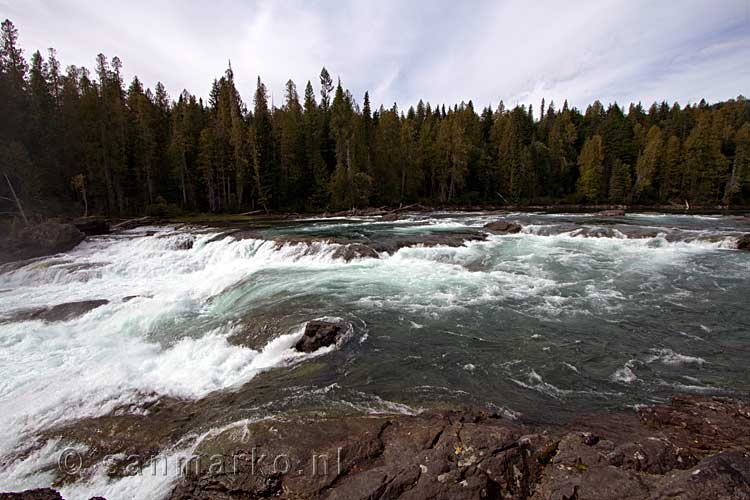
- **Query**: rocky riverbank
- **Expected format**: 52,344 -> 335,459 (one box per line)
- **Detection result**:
2,395 -> 749,499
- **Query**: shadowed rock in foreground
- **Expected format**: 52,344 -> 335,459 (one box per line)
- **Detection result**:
166,395 -> 750,500
0,223 -> 84,264
4,396 -> 749,499
0,490 -> 63,500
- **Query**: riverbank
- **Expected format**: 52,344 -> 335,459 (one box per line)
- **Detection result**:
3,395 -> 750,500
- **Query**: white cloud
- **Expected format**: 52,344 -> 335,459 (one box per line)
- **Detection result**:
1,0 -> 748,110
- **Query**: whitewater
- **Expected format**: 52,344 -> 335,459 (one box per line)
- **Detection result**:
0,211 -> 749,498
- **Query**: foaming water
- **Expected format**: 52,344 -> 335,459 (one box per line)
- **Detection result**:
0,211 -> 748,498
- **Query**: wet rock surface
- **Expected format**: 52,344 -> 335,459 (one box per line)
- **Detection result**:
0,489 -> 63,499
0,223 -> 85,264
227,317 -> 287,350
294,319 -> 352,353
9,394 -> 750,500
483,220 -> 522,234
2,299 -> 109,323
738,234 -> 750,251
221,228 -> 487,257
332,243 -> 380,261
162,395 -> 750,500
72,217 -> 110,236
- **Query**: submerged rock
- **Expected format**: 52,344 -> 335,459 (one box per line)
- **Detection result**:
228,317 -> 287,350
121,295 -> 152,302
483,220 -> 522,234
370,231 -> 488,253
294,319 -> 351,353
332,243 -> 380,261
162,234 -> 194,250
0,223 -> 85,264
4,300 -> 109,323
595,209 -> 626,216
737,234 -> 750,251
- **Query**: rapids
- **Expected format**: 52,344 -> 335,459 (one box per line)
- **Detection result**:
0,211 -> 748,498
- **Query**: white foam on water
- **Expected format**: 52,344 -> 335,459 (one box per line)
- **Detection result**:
612,360 -> 639,384
510,369 -> 566,399
646,348 -> 706,367
0,227 -> 357,498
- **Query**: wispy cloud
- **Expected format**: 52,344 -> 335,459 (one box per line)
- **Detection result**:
1,0 -> 748,110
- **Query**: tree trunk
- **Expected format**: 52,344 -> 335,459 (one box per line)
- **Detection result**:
3,172 -> 27,223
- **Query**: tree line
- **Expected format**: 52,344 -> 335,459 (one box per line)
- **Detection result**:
1,19 -> 749,219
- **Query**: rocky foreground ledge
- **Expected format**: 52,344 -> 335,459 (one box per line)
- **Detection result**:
4,395 -> 749,500
169,395 -> 750,500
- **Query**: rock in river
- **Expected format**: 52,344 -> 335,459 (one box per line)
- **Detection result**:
332,243 -> 380,261
737,234 -> 750,251
483,220 -> 522,234
3,300 -> 109,323
0,222 -> 85,264
73,217 -> 110,236
294,319 -> 352,353
595,209 -> 626,216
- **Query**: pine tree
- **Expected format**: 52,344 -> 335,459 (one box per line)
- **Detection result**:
724,123 -> 750,204
0,20 -> 27,91
683,112 -> 728,202
0,19 -> 28,144
609,159 -> 631,203
634,125 -> 662,200
279,79 -> 305,209
659,135 -> 682,201
252,77 -> 273,212
577,135 -> 605,202
302,81 -> 328,209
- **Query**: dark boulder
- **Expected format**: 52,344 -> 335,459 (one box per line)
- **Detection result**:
483,220 -> 522,234
294,319 -> 351,353
4,300 -> 109,323
0,489 -> 63,500
332,243 -> 379,261
737,234 -> 750,251
595,209 -> 626,216
650,451 -> 750,500
381,213 -> 400,222
73,217 -> 110,236
0,223 -> 85,264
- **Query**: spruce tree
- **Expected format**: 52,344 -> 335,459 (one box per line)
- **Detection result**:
577,135 -> 605,202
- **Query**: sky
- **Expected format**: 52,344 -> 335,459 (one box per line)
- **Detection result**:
2,0 -> 749,113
